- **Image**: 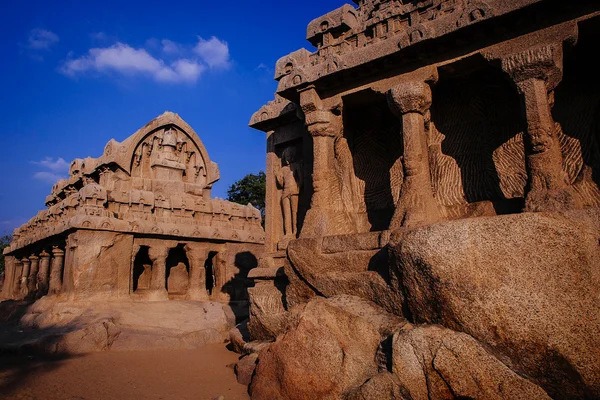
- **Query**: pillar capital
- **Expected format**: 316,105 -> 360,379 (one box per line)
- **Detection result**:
387,81 -> 433,116
29,254 -> 39,261
298,85 -> 342,137
21,257 -> 31,264
148,246 -> 169,262
40,250 -> 51,259
52,247 -> 65,257
501,43 -> 563,91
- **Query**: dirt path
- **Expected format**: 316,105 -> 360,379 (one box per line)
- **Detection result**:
0,344 -> 249,400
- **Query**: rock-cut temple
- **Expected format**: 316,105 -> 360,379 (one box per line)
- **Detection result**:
1,112 -> 264,303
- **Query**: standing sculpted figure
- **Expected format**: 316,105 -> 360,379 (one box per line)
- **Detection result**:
276,146 -> 302,237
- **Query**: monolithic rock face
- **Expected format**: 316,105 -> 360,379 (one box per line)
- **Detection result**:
390,208 -> 600,399
391,326 -> 550,400
248,295 -> 551,400
250,295 -> 406,400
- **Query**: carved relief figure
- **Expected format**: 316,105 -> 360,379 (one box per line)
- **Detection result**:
276,146 -> 303,237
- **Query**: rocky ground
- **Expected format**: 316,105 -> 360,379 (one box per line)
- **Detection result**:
0,298 -> 250,400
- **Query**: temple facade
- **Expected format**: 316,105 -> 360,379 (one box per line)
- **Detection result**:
2,112 -> 264,302
244,3 -> 600,397
250,0 -> 600,269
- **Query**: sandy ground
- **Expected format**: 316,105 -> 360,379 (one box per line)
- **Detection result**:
0,344 -> 250,400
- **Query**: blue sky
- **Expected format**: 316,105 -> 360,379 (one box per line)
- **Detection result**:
0,0 -> 348,234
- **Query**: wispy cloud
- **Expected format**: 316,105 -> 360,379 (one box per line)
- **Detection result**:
194,36 -> 231,69
60,43 -> 206,84
28,28 -> 59,50
32,157 -> 69,172
161,39 -> 181,54
31,157 -> 69,184
33,171 -> 67,184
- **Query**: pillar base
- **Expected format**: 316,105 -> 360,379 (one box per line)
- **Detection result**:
186,288 -> 210,301
300,208 -> 356,238
146,288 -> 169,301
389,177 -> 442,230
525,186 -> 581,213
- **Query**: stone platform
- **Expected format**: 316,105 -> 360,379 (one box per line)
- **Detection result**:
0,297 -> 242,354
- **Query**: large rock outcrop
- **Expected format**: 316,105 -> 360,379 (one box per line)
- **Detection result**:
390,209 -> 600,399
249,295 -> 406,400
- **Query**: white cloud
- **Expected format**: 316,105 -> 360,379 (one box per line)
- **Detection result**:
31,157 -> 69,184
161,39 -> 181,54
60,42 -> 205,83
194,36 -> 231,69
33,171 -> 67,184
31,157 -> 69,172
28,28 -> 59,50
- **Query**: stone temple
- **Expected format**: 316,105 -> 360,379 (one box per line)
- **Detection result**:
1,112 -> 264,304
243,0 -> 600,399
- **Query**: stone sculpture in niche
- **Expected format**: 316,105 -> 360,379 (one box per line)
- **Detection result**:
276,146 -> 302,237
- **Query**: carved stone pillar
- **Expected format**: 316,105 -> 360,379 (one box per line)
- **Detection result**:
48,247 -> 65,295
213,253 -> 228,302
501,44 -> 580,212
20,258 -> 31,297
12,258 -> 23,299
185,245 -> 208,301
37,251 -> 51,296
148,246 -> 169,300
387,80 -> 440,229
27,255 -> 40,296
0,255 -> 16,300
299,86 -> 354,237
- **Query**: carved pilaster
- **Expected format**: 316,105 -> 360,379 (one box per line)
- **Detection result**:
148,246 -> 169,300
185,245 -> 209,301
49,247 -> 65,295
0,256 -> 16,300
20,257 -> 31,298
298,86 -> 354,237
27,255 -> 40,296
502,43 -> 580,212
37,251 -> 51,296
212,253 -> 228,302
387,79 -> 440,229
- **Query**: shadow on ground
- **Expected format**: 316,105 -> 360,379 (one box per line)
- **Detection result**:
0,300 -> 81,396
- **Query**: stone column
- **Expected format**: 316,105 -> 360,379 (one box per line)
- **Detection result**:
148,246 -> 169,300
27,255 -> 40,296
185,245 -> 209,301
265,131 -> 281,254
213,253 -> 228,302
12,259 -> 23,299
37,251 -> 51,296
20,257 -> 31,297
1,255 -> 16,300
48,247 -> 65,295
298,86 -> 354,237
387,80 -> 440,229
501,43 -> 580,212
